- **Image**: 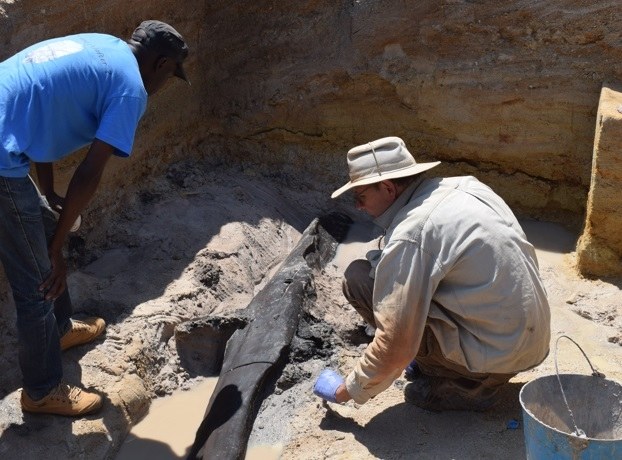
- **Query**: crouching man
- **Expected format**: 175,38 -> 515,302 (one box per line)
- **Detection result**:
314,136 -> 550,411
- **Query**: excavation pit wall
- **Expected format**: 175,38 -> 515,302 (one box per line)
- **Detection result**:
577,83 -> 622,277
1,0 -> 622,457
2,0 -> 622,272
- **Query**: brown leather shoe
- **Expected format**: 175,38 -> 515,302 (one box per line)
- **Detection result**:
60,317 -> 106,351
21,383 -> 102,416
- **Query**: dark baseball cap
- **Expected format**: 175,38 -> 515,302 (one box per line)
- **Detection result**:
131,20 -> 190,83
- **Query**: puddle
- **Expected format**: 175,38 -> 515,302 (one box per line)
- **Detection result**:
116,378 -> 282,460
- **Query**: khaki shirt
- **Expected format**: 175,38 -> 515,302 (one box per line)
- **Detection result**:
345,176 -> 551,404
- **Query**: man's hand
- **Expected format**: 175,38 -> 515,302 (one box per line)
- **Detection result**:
39,248 -> 67,300
334,383 -> 351,403
38,139 -> 114,300
314,369 -> 347,403
46,192 -> 65,214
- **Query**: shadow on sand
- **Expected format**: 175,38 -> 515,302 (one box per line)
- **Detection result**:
318,381 -> 526,459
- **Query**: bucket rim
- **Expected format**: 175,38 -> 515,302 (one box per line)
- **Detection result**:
519,374 -> 622,442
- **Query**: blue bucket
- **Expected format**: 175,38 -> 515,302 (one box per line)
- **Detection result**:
519,337 -> 622,459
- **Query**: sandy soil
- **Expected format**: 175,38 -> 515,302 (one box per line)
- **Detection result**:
0,160 -> 620,459
248,217 -> 622,460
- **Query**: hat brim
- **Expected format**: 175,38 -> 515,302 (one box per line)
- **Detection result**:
331,161 -> 440,198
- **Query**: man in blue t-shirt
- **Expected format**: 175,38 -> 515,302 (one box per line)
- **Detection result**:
0,20 -> 189,416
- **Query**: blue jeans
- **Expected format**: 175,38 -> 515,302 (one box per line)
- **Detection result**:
0,176 -> 72,400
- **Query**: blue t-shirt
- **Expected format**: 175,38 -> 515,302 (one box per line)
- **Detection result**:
0,33 -> 147,177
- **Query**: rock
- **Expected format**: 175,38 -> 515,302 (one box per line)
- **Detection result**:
175,315 -> 247,377
577,83 -> 622,276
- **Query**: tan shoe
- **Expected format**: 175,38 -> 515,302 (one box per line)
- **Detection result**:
60,317 -> 106,351
21,383 -> 102,416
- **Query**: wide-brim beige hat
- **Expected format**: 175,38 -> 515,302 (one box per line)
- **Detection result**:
331,136 -> 440,198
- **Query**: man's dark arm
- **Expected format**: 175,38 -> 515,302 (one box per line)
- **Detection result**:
39,139 -> 115,299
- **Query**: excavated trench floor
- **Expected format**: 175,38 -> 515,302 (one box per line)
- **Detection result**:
0,159 -> 620,459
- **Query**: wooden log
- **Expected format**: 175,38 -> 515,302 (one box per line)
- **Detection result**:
187,213 -> 351,460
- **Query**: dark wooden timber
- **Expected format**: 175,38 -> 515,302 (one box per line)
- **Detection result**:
187,213 -> 352,460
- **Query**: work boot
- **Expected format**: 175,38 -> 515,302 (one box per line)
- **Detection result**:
60,317 -> 106,351
21,383 -> 102,416
404,360 -> 423,381
404,374 -> 500,412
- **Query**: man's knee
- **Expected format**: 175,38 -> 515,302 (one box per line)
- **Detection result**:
343,259 -> 372,289
342,259 -> 373,301
342,259 -> 376,326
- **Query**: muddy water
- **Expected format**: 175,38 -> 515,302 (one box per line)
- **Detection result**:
115,378 -> 283,460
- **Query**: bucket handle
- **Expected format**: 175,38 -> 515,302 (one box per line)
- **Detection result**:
554,335 -> 605,438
